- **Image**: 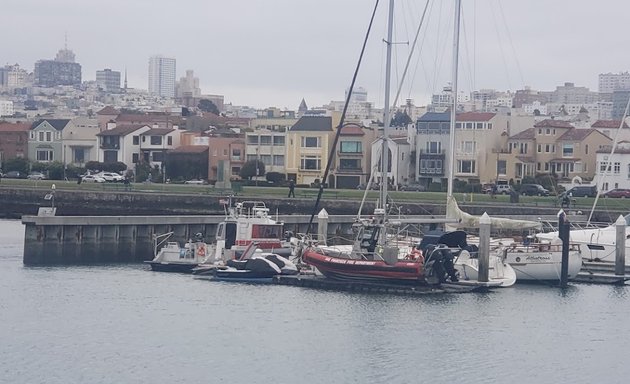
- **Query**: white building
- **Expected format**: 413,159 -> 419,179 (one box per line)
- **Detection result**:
245,129 -> 287,175
96,69 -> 121,93
595,142 -> 630,191
599,72 -> 630,93
0,100 -> 14,117
148,55 -> 176,98
175,69 -> 201,99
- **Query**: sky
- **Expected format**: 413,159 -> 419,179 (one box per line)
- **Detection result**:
3,0 -> 630,110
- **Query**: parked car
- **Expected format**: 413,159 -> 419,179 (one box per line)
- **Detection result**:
3,171 -> 25,179
565,185 -> 597,198
602,188 -> 630,198
356,183 -> 379,190
27,172 -> 47,180
520,184 -> 550,196
400,183 -> 426,192
184,179 -> 207,185
97,172 -> 124,182
495,184 -> 513,195
81,175 -> 106,183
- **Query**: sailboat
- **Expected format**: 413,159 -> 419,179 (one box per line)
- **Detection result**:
298,0 -> 454,285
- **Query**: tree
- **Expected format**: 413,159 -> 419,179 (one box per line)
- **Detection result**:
239,160 -> 265,180
391,110 -> 412,127
198,99 -> 220,115
2,157 -> 29,174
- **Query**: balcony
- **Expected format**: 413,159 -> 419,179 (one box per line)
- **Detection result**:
337,150 -> 363,156
419,168 -> 445,176
336,167 -> 364,174
100,143 -> 120,150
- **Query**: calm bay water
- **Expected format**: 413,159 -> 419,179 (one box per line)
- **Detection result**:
1,219 -> 628,384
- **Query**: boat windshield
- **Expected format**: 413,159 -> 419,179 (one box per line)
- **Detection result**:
625,213 -> 630,226
251,224 -> 282,240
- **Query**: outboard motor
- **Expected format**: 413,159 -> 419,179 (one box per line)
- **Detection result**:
423,244 -> 459,285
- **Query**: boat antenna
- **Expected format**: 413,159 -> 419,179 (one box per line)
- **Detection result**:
447,0 -> 462,199
305,0 -> 381,235
587,95 -> 630,225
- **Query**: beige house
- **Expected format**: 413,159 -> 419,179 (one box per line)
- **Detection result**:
504,119 -> 612,183
333,123 -> 377,189
285,116 -> 334,186
453,112 -> 509,184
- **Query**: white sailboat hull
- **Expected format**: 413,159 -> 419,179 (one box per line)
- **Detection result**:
503,248 -> 582,281
454,255 -> 517,287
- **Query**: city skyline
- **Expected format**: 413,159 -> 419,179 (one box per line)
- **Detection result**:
4,0 -> 630,109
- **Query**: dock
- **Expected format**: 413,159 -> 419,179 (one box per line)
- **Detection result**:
573,261 -> 630,285
272,275 -> 491,294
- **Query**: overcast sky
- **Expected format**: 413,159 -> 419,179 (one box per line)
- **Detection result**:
4,0 -> 629,109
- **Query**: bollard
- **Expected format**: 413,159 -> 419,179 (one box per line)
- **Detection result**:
478,212 -> 491,283
615,215 -> 626,276
557,210 -> 570,287
317,208 -> 329,246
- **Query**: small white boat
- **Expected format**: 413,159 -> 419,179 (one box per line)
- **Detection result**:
145,232 -> 210,273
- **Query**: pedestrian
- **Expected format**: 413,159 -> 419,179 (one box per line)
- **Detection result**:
288,179 -> 295,198
124,177 -> 131,191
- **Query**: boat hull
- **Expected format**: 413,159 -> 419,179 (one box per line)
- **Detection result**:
302,250 -> 424,285
505,251 -> 582,281
144,261 -> 199,273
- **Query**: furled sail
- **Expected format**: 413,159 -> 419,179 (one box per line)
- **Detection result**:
446,196 -> 542,231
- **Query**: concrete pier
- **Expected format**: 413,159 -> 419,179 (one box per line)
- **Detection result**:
21,214 -> 439,265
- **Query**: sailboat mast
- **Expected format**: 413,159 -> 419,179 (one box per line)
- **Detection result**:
379,0 -> 395,244
447,0 -> 462,198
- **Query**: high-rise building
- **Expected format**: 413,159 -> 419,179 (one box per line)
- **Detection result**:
34,47 -> 81,87
175,70 -> 201,99
96,69 -> 121,93
148,55 -> 176,98
599,72 -> 630,93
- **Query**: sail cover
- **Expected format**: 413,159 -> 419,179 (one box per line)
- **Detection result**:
446,196 -> 542,231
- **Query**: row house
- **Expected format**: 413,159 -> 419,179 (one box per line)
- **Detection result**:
0,122 -> 29,167
591,120 -> 630,142
596,142 -> 630,191
415,112 -> 450,185
285,116 -> 334,186
96,124 -> 181,169
207,129 -> 245,182
27,119 -> 71,163
504,119 -> 611,183
245,129 -> 287,175
62,117 -> 99,166
371,136 -> 411,187
334,123 -> 374,189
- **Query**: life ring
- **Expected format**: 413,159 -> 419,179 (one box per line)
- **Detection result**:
197,244 -> 206,257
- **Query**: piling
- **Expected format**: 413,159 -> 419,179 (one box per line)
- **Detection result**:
317,208 -> 329,245
615,215 -> 626,276
559,210 -> 570,288
478,212 -> 491,283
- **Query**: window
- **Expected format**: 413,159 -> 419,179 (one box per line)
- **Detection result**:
300,155 -> 321,170
273,136 -> 285,146
545,144 -> 551,153
73,148 -> 85,163
488,123 -> 493,130
600,161 -> 610,173
133,136 -> 139,145
546,128 -> 551,135
231,167 -> 240,175
152,151 -> 164,162
457,160 -> 476,174
340,141 -> 362,153
167,136 -> 172,146
340,158 -> 361,170
537,162 -> 541,171
260,155 -> 272,165
537,144 -> 542,153
562,144 -> 573,157
36,149 -> 53,161
273,155 -> 284,166
301,137 -> 320,148
30,131 -> 35,140
46,132 -> 52,142
614,162 -> 621,174
260,136 -> 272,145
585,144 -> 589,155
247,136 -> 258,145
104,150 -> 117,163
38,132 -> 44,141
460,141 -> 476,154
544,163 -> 549,171
497,160 -> 507,176
426,141 -> 441,154
132,153 -> 139,163
223,149 -> 228,156
247,154 -> 257,162
150,136 -> 162,145
232,148 -> 241,160
476,123 -> 483,129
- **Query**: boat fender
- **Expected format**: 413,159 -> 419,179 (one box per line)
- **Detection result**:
197,244 -> 206,257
